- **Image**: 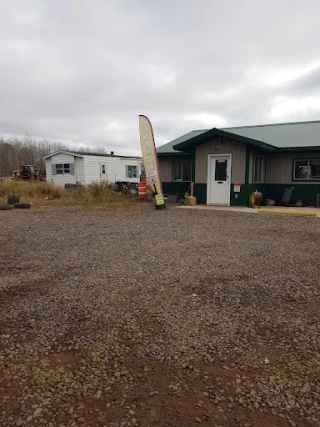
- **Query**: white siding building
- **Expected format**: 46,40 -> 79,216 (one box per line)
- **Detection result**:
44,151 -> 143,186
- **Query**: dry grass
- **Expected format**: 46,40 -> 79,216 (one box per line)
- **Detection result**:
0,181 -> 149,210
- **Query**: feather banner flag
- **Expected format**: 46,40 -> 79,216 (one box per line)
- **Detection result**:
139,115 -> 165,208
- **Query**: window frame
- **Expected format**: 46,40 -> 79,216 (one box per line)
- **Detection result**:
172,157 -> 192,182
252,154 -> 265,184
293,158 -> 320,181
126,165 -> 138,179
56,164 -> 64,174
54,163 -> 73,175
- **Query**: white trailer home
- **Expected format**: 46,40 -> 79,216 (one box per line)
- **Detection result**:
44,150 -> 143,186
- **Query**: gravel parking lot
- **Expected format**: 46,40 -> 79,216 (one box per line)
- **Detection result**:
0,206 -> 319,427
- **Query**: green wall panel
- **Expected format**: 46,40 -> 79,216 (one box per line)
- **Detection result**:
162,182 -> 320,206
194,184 -> 207,204
230,184 -> 265,206
162,182 -> 190,198
265,184 -> 320,206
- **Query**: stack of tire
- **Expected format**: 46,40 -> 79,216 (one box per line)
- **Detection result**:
0,193 -> 31,210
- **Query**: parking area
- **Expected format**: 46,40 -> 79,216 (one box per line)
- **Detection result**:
0,206 -> 319,427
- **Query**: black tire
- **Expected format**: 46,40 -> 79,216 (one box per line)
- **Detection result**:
0,204 -> 14,210
8,193 -> 20,204
14,203 -> 31,209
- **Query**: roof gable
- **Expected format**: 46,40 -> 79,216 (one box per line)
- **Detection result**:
43,150 -> 83,159
173,127 -> 275,152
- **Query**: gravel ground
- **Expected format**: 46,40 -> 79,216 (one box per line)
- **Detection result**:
0,206 -> 319,427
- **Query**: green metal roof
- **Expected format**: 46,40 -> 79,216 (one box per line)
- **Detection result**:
157,120 -> 320,154
224,120 -> 320,149
156,130 -> 207,154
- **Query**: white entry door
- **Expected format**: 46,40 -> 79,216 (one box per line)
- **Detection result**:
207,155 -> 231,205
100,162 -> 107,181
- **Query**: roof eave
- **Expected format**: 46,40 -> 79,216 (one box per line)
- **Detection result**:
277,146 -> 320,153
43,150 -> 84,159
157,151 -> 191,157
173,128 -> 276,152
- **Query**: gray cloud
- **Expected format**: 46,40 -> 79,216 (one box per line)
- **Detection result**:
283,67 -> 320,95
0,0 -> 320,154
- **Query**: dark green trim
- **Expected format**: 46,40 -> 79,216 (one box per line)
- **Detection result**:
173,128 -> 276,152
162,181 -> 320,206
245,146 -> 250,184
292,157 -> 320,182
158,145 -> 320,156
194,184 -> 207,204
191,148 -> 196,182
158,152 -> 192,157
277,147 -> 320,153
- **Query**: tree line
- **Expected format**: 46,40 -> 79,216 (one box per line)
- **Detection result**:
0,135 -> 107,177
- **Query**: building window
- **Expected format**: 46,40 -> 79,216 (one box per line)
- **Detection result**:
172,158 -> 192,181
53,163 -> 74,175
56,164 -> 63,174
253,155 -> 265,183
126,165 -> 138,178
101,165 -> 106,174
294,159 -> 320,180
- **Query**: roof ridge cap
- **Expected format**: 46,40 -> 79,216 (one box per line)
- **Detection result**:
223,119 -> 320,129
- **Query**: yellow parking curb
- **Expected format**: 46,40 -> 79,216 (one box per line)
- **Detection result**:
258,208 -> 316,217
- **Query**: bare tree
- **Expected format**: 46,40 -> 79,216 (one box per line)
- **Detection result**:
0,135 -> 68,177
0,134 -> 112,177
77,146 -> 107,154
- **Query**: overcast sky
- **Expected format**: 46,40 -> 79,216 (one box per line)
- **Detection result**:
1,0 -> 320,155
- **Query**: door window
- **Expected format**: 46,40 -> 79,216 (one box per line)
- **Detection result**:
215,159 -> 227,181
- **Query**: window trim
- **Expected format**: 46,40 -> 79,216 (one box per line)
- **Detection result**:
56,164 -> 64,174
252,154 -> 265,184
53,163 -> 74,175
126,165 -> 138,179
293,158 -> 320,181
172,157 -> 192,182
